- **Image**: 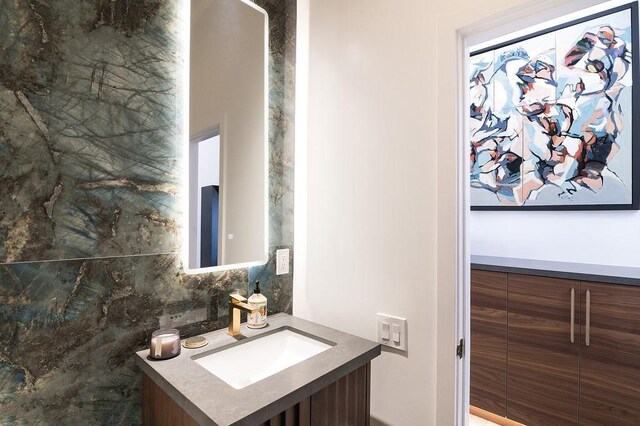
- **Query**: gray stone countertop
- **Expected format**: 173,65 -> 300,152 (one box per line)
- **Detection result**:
134,313 -> 381,425
471,255 -> 640,287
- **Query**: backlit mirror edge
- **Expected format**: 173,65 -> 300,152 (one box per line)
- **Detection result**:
181,0 -> 270,275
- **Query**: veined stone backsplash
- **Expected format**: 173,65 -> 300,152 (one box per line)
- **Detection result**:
0,0 -> 179,262
0,0 -> 295,424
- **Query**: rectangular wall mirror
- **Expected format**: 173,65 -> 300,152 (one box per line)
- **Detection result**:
186,0 -> 268,273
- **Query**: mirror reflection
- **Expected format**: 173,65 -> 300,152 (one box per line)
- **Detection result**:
187,0 -> 268,272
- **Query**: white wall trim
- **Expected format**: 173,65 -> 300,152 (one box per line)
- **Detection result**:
454,24 -> 471,426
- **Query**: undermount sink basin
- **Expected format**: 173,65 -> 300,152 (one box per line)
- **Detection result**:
194,328 -> 333,389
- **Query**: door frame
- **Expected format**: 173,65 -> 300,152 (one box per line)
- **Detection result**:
453,0 -> 625,424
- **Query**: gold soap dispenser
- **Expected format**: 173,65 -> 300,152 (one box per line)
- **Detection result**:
247,281 -> 267,328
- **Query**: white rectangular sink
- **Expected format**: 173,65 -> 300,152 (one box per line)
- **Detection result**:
194,329 -> 332,389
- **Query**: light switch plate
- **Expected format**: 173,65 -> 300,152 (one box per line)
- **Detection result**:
276,249 -> 289,275
376,313 -> 408,352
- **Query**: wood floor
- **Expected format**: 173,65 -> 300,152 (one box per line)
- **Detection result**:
471,414 -> 500,426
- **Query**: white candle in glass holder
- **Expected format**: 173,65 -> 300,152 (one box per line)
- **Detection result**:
150,329 -> 181,359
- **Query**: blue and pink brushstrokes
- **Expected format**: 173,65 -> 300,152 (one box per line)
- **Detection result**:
470,8 -> 634,207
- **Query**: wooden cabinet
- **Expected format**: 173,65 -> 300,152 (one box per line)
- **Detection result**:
507,274 -> 579,426
143,363 -> 371,425
579,282 -> 640,426
471,270 -> 640,426
143,374 -> 199,426
470,270 -> 507,416
309,363 -> 370,426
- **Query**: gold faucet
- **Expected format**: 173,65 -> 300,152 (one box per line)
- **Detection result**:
228,292 -> 260,336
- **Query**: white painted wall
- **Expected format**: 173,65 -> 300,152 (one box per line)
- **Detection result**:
470,210 -> 640,267
294,1 -> 579,425
197,136 -> 221,188
298,0 -> 438,423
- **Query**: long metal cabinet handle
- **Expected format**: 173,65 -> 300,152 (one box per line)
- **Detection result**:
570,288 -> 575,343
585,290 -> 591,347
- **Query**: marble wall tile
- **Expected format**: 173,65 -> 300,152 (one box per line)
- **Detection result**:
0,254 -> 247,423
0,0 -> 179,262
0,0 -> 296,423
249,245 -> 295,315
256,0 -> 296,249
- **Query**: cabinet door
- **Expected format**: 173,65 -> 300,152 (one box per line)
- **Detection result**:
507,274 -> 579,425
470,270 -> 507,416
579,282 -> 640,425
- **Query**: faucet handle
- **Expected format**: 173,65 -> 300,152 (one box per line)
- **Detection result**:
230,292 -> 247,303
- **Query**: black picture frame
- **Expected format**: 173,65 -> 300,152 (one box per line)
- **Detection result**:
470,2 -> 640,211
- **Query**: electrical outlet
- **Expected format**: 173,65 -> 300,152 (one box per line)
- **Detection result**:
276,249 -> 289,275
158,307 -> 208,328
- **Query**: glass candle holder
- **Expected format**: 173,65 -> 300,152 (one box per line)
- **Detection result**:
149,328 -> 181,360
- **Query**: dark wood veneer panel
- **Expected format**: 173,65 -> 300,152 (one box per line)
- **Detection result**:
310,363 -> 370,426
470,270 -> 508,416
142,374 -> 199,426
260,400 -> 311,426
579,281 -> 640,426
143,372 -> 312,426
507,274 -> 579,426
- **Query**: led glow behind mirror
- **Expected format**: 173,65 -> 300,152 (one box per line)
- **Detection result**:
184,0 -> 269,273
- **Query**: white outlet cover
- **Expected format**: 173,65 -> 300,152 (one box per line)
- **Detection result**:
376,313 -> 408,352
276,249 -> 289,275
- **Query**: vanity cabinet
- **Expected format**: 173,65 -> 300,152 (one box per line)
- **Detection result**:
309,362 -> 371,426
142,362 -> 371,426
471,270 -> 640,426
136,314 -> 380,426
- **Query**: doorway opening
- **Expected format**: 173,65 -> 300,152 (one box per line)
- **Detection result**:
456,1 -> 636,425
192,127 -> 221,268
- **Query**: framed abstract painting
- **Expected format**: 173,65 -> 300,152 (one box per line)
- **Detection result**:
470,2 -> 640,210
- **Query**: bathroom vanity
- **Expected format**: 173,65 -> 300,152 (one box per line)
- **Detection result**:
470,256 -> 640,426
135,314 -> 380,425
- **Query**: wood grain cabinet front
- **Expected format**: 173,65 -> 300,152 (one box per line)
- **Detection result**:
470,270 -> 640,426
506,274 -> 579,426
578,282 -> 640,426
470,270 -> 507,417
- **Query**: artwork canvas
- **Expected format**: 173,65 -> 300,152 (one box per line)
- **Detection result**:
470,4 -> 639,210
